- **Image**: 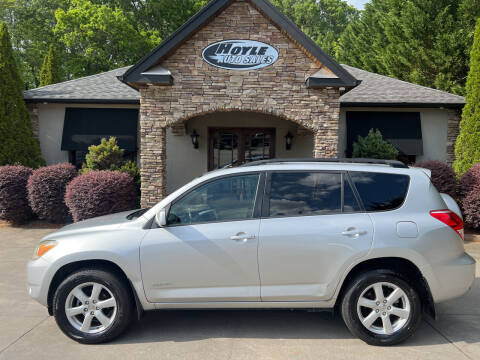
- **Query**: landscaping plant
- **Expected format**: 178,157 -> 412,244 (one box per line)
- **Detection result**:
0,165 -> 33,224
39,44 -> 62,86
0,23 -> 45,168
27,163 -> 77,223
65,171 -> 137,222
454,18 -> 480,176
352,128 -> 399,160
413,160 -> 457,198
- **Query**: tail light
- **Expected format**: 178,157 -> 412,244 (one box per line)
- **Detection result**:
430,209 -> 464,240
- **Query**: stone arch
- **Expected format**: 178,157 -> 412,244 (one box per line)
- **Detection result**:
167,106 -> 317,133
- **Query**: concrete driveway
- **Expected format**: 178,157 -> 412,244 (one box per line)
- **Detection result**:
1,223 -> 479,360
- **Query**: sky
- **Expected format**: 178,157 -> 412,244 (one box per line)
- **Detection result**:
346,0 -> 369,9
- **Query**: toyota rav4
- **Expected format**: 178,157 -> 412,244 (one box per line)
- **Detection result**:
27,159 -> 475,346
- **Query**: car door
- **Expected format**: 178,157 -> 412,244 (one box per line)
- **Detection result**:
140,172 -> 264,303
258,171 -> 374,302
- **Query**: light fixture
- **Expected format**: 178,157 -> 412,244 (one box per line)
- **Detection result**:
285,131 -> 294,151
190,130 -> 199,149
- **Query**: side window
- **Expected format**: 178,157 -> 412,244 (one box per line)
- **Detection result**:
167,174 -> 260,225
268,172 -> 341,217
350,172 -> 410,212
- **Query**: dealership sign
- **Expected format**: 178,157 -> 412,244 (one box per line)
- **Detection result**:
202,40 -> 279,71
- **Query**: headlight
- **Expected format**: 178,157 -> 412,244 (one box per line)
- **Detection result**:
33,240 -> 57,260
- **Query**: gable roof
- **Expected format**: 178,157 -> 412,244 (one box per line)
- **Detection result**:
23,67 -> 139,104
118,0 -> 358,88
23,64 -> 465,108
341,65 -> 465,108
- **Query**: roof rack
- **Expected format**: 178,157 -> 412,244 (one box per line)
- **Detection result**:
242,158 -> 409,169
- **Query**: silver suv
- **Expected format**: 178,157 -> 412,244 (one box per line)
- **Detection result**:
27,159 -> 475,346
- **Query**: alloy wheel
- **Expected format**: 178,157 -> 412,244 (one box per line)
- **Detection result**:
356,281 -> 411,335
65,282 -> 117,334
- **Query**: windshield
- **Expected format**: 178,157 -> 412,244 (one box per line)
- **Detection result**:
126,208 -> 151,220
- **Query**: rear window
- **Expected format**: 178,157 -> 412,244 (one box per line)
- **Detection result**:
349,172 -> 410,212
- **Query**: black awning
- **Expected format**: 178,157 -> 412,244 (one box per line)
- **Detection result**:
346,111 -> 423,156
61,108 -> 138,152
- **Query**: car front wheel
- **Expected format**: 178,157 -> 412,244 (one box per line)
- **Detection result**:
53,268 -> 133,344
341,270 -> 422,346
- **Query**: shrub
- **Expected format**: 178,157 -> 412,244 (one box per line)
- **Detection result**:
459,163 -> 480,229
459,163 -> 480,200
0,165 -> 33,223
413,160 -> 457,197
462,189 -> 480,230
65,171 -> 137,222
80,137 -> 124,174
27,163 -> 77,223
352,129 -> 399,160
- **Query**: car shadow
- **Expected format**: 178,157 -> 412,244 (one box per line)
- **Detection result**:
108,277 -> 480,347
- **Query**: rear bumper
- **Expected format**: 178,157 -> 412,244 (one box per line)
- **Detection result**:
427,252 -> 476,303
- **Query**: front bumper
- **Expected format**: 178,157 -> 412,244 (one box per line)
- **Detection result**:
429,252 -> 476,303
27,257 -> 51,307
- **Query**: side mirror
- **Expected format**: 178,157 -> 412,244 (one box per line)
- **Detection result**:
155,209 -> 167,227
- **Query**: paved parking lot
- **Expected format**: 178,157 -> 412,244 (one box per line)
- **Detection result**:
1,223 -> 479,360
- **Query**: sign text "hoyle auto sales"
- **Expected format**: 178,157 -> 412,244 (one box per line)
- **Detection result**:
202,40 -> 279,71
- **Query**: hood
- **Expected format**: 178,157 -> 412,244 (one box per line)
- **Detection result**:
42,210 -> 143,241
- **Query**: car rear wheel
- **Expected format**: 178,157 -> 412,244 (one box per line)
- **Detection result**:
341,270 -> 422,346
53,268 -> 133,344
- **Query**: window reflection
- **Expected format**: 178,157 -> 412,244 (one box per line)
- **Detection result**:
269,172 -> 342,217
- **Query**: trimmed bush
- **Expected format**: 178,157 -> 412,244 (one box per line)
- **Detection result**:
462,189 -> 480,230
352,129 -> 399,160
27,163 -> 77,223
0,165 -> 33,223
459,163 -> 480,200
65,171 -> 137,222
413,160 -> 457,197
459,163 -> 480,229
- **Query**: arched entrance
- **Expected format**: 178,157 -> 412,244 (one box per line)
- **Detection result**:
165,111 -> 314,194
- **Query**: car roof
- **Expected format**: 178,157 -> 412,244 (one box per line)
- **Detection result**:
202,160 -> 426,180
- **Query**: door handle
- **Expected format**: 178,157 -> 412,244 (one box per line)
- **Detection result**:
341,227 -> 367,237
230,232 -> 256,242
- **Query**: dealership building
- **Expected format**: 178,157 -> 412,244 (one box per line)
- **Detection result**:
23,0 -> 466,207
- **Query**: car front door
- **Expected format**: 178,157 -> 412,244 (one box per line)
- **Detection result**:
258,171 -> 374,302
140,173 -> 263,303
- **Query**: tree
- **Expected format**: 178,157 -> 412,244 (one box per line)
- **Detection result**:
0,0 -> 68,89
454,19 -> 480,177
39,44 -> 62,86
0,23 -> 45,168
338,0 -> 480,95
352,129 -> 399,160
271,0 -> 359,57
54,0 -> 160,78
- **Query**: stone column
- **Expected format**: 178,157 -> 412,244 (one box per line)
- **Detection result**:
139,98 -> 167,207
27,104 -> 40,140
313,89 -> 340,158
446,109 -> 461,165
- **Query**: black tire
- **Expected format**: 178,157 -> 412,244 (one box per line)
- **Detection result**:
341,269 -> 422,346
53,268 -> 134,344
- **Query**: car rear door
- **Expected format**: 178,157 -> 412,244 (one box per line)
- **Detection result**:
258,171 -> 374,301
140,172 -> 264,303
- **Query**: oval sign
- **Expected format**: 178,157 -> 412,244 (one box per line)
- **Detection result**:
202,40 -> 279,71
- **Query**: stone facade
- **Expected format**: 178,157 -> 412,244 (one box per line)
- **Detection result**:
27,103 -> 40,140
139,0 -> 341,207
446,109 -> 461,165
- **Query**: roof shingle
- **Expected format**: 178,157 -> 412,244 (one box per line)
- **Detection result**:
23,64 -> 465,107
340,64 -> 465,107
23,66 -> 139,104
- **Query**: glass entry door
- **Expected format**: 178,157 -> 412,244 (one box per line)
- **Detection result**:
208,128 -> 275,170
